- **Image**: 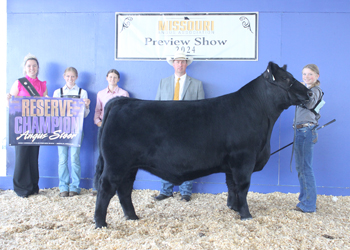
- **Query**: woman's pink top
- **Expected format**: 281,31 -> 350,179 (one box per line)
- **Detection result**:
17,75 -> 47,97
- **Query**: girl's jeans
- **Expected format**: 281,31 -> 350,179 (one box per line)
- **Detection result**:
295,125 -> 318,212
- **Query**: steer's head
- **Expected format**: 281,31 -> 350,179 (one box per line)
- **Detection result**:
263,61 -> 311,109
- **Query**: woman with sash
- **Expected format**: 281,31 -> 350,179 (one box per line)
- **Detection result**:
6,54 -> 48,198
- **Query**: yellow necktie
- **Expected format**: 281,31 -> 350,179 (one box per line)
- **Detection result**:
174,78 -> 180,100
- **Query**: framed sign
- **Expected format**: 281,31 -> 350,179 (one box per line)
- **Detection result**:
116,12 -> 258,61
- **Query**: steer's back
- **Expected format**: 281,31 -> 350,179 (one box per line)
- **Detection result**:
100,92 -> 270,184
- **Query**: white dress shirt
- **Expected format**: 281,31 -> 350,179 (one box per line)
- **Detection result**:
53,84 -> 90,118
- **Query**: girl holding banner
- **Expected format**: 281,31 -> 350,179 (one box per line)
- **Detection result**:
53,67 -> 90,197
6,54 -> 48,198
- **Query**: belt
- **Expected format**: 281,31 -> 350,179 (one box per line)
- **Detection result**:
295,123 -> 315,129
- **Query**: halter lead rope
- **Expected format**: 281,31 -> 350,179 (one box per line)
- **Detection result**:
289,107 -> 298,172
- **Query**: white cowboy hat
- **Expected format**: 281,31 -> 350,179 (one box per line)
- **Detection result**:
166,51 -> 193,66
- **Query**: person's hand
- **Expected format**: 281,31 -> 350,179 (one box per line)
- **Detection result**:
6,93 -> 12,101
97,121 -> 102,127
84,98 -> 91,108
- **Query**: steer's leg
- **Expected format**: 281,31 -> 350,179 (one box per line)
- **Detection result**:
94,173 -> 117,228
225,172 -> 238,211
230,165 -> 253,220
116,169 -> 139,220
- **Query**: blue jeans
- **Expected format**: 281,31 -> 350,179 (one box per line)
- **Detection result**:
58,134 -> 83,194
160,179 -> 193,196
294,125 -> 318,212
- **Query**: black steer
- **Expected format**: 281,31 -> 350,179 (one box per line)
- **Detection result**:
94,62 -> 311,228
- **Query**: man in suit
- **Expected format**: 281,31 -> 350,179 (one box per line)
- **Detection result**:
154,51 -> 205,202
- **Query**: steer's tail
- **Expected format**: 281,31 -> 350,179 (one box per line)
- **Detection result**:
94,154 -> 104,190
93,97 -> 121,190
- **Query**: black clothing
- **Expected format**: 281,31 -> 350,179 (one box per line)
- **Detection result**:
13,146 -> 40,197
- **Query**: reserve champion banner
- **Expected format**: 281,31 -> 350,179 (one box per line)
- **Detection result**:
115,12 -> 258,61
8,97 -> 85,147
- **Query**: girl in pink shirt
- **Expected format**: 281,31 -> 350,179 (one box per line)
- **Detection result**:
91,69 -> 129,196
94,69 -> 129,127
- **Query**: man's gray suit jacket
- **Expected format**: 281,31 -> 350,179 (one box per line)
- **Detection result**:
155,75 -> 205,101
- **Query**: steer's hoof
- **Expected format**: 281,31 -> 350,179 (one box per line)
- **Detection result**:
240,216 -> 253,221
95,222 -> 108,229
125,215 -> 139,220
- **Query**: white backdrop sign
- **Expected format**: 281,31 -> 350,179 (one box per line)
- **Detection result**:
115,12 -> 258,61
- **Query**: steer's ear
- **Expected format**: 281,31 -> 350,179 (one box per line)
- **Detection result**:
263,62 -> 275,81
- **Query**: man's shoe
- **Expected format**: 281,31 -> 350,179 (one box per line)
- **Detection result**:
59,191 -> 69,197
154,194 -> 172,201
180,195 -> 191,202
69,191 -> 79,197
